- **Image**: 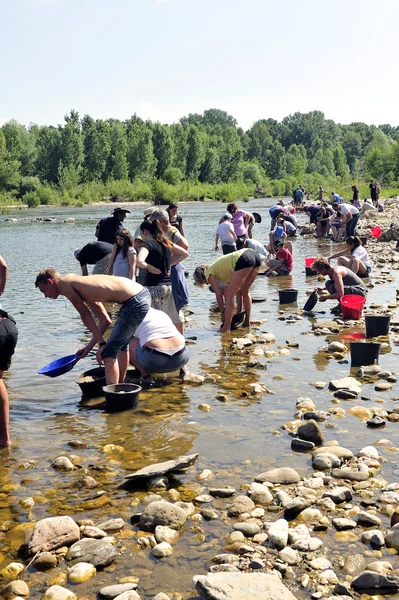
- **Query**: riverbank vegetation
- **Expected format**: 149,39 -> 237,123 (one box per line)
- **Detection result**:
1,109 -> 399,207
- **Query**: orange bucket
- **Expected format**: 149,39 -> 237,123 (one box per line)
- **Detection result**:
340,294 -> 366,320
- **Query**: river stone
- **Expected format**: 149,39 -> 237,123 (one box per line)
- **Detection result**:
332,468 -> 369,481
155,525 -> 179,544
329,377 -> 362,394
358,446 -> 379,460
303,410 -> 329,421
97,518 -> 125,532
209,488 -> 236,498
297,420 -> 324,445
33,551 -> 58,570
351,570 -> 399,593
375,381 -> 393,391
385,523 -> 399,550
332,518 -> 357,531
0,581 -> 29,600
227,495 -> 255,516
139,501 -> 187,531
125,453 -> 199,481
312,453 -> 340,470
284,499 -> 309,521
233,523 -> 260,537
367,561 -> 393,574
380,490 -> 399,504
291,438 -> 315,452
328,342 -> 346,353
67,562 -> 96,583
81,525 -> 107,538
151,595 -> 171,600
343,553 -> 367,575
66,538 -> 117,568
42,586 -> 77,600
322,486 -> 352,504
254,467 -> 300,485
193,572 -> 299,600
313,446 -> 353,459
99,583 -> 138,599
292,537 -> 323,551
248,483 -> 273,506
357,511 -> 382,527
361,529 -> 385,547
113,593 -> 141,600
0,563 -> 25,581
279,547 -> 301,565
151,542 -> 174,558
28,516 -> 80,554
268,519 -> 289,549
334,389 -> 359,399
51,456 -> 75,470
309,557 -> 332,570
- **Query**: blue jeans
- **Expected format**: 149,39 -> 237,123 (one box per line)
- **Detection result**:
346,212 -> 359,237
135,345 -> 189,373
102,289 -> 151,359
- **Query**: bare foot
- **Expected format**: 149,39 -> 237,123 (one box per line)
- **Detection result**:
242,320 -> 250,328
220,326 -> 230,334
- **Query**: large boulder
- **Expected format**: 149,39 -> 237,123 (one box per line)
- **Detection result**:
193,572 -> 299,599
66,538 -> 117,569
139,501 -> 187,532
28,516 -> 80,555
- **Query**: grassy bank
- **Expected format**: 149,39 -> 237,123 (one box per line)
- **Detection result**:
0,177 -> 398,208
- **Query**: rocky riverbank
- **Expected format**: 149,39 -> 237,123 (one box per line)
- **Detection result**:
2,202 -> 399,600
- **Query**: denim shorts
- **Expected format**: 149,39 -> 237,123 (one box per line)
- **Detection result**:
102,288 -> 151,359
135,344 -> 189,373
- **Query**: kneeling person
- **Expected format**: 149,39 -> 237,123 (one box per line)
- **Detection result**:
129,308 -> 189,384
265,240 -> 293,276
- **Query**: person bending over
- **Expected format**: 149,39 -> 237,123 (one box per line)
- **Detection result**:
265,240 -> 293,276
311,256 -> 367,314
129,308 -> 189,385
74,241 -> 113,276
35,269 -> 150,385
328,236 -> 371,278
193,248 -> 261,333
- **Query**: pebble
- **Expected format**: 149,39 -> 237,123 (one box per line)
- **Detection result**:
227,495 -> 255,516
332,518 -> 357,531
361,530 -> 385,548
51,457 -> 75,470
67,562 -> 96,583
155,526 -> 179,545
233,523 -> 260,537
279,547 -> 302,565
99,584 -> 138,599
292,537 -> 323,551
0,581 -> 30,600
267,519 -> 289,549
297,420 -> 324,446
309,557 -> 332,570
151,542 -> 174,558
209,488 -> 236,498
291,438 -> 315,452
42,586 -> 77,600
322,486 -> 353,504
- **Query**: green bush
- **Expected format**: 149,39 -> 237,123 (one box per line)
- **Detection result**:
23,191 -> 40,208
152,180 -> 179,205
36,185 -> 57,205
162,167 -> 183,186
270,180 -> 285,196
19,176 -> 41,196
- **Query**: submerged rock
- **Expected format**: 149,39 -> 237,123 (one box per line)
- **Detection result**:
99,584 -> 138,599
139,501 -> 187,531
193,572 -> 299,600
0,580 -> 29,600
297,420 -> 324,446
125,454 -> 199,481
42,586 -> 77,600
66,538 -> 117,568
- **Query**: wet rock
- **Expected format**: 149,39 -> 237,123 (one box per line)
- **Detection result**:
367,560 -> 393,574
343,553 -> 367,575
193,572 -> 299,600
182,372 -> 205,384
375,381 -> 393,391
209,488 -> 236,498
248,482 -> 273,506
332,518 -> 357,531
292,537 -> 323,551
296,398 -> 316,411
99,584 -> 138,599
356,511 -> 382,527
309,557 -> 331,570
195,494 -> 213,503
329,377 -> 362,394
348,406 -> 372,419
0,581 -> 29,600
139,501 -> 187,531
51,457 -> 75,470
201,508 -> 219,520
28,516 -> 80,555
367,415 -> 386,428
328,342 -> 346,353
77,476 -> 98,489
67,562 -> 96,582
351,570 -> 399,593
297,420 -> 324,445
312,453 -> 341,470
125,453 -> 199,481
279,547 -> 302,565
291,438 -> 315,452
385,523 -> 399,550
151,595 -> 171,600
358,446 -> 379,460
284,499 -> 309,521
66,538 -> 117,568
97,518 -> 125,533
254,467 -> 300,485
332,468 -> 369,482
334,389 -> 359,399
33,551 -> 58,571
148,476 -> 169,490
322,487 -> 352,504
227,495 -> 255,516
80,525 -> 107,538
68,440 -> 88,449
111,593 -> 140,600
233,523 -> 260,537
151,542 -> 173,558
313,446 -> 353,459
361,529 -> 385,547
42,586 -> 77,600
155,526 -> 179,545
303,411 -> 329,421
267,519 -> 289,549
0,563 -> 25,581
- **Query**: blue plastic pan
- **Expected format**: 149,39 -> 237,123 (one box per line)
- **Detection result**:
38,354 -> 78,378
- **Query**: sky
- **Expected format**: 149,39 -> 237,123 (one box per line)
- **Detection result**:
1,0 -> 399,130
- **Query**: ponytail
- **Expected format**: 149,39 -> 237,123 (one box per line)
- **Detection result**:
140,220 -> 173,249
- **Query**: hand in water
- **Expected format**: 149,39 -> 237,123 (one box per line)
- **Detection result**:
76,346 -> 90,360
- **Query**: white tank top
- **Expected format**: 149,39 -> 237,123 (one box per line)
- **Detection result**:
135,308 -> 184,347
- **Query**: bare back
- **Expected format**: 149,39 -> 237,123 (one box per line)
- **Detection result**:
59,274 -> 143,304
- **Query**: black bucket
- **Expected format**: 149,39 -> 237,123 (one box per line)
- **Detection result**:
365,315 -> 391,338
279,289 -> 298,304
103,383 -> 141,412
350,342 -> 380,366
76,367 -> 106,398
360,236 -> 368,246
305,266 -> 317,276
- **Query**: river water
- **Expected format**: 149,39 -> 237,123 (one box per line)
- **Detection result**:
1,200 -> 399,598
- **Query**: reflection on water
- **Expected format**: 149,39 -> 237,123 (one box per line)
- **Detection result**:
1,201 -> 399,597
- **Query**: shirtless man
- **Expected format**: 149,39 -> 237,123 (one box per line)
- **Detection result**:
311,257 -> 367,313
35,269 -> 150,385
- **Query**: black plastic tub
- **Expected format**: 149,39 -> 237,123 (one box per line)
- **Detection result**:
76,367 -> 106,398
350,342 -> 380,366
305,266 -> 317,276
103,383 -> 141,412
278,289 -> 298,304
365,314 -> 391,338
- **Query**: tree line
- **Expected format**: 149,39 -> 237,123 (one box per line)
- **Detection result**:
1,108 -> 399,206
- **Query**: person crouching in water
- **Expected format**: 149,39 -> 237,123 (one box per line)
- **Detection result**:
215,213 -> 237,254
193,248 -> 261,332
265,240 -> 293,276
129,308 -> 189,385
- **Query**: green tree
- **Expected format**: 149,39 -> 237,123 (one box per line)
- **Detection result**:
263,139 -> 286,179
199,147 -> 221,183
35,126 -> 62,183
106,120 -> 128,181
333,144 -> 349,179
185,125 -> 206,179
0,130 -> 21,190
285,144 -> 308,177
341,130 -> 362,173
170,123 -> 188,173
126,116 -> 157,181
152,123 -> 173,179
58,110 -> 83,184
82,116 -> 111,181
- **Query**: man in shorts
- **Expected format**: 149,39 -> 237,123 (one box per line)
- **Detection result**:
0,255 -> 18,447
35,269 -> 150,386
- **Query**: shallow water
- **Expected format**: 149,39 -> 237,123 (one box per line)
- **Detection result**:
1,200 -> 399,598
